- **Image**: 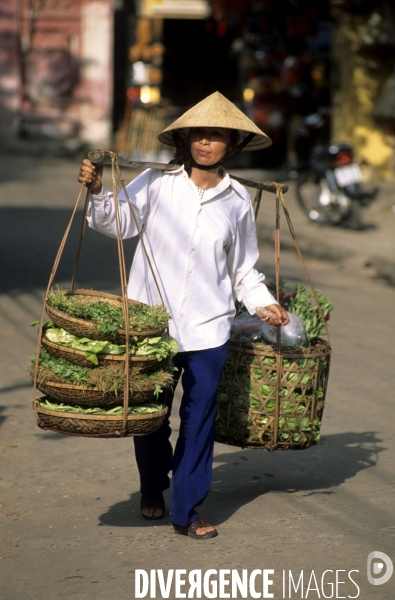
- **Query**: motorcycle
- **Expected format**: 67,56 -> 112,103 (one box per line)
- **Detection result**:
289,108 -> 378,229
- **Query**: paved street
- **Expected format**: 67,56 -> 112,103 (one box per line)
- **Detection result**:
0,153 -> 394,599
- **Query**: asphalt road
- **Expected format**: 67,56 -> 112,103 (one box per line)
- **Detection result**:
0,154 -> 394,599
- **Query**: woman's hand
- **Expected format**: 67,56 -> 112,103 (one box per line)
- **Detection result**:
78,159 -> 103,194
256,304 -> 290,326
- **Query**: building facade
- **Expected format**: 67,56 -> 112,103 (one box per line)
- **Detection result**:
0,0 -> 113,150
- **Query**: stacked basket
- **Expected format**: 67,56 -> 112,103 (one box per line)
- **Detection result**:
31,152 -> 174,438
32,289 -> 171,437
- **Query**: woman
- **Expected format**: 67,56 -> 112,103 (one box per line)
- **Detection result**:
78,92 -> 289,539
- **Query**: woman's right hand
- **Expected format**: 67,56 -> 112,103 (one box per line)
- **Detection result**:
78,159 -> 103,194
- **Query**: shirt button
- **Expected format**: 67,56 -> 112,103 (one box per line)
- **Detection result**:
188,269 -> 192,273
191,248 -> 195,252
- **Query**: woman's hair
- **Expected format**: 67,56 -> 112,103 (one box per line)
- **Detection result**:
172,128 -> 240,175
172,135 -> 194,174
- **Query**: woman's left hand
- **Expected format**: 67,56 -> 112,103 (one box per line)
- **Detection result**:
256,304 -> 290,326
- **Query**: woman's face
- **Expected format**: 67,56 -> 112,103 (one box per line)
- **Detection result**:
189,127 -> 232,166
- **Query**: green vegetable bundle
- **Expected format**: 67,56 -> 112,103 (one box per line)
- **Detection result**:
266,280 -> 333,345
134,334 -> 179,361
37,398 -> 164,415
40,325 -> 179,366
46,290 -> 170,338
43,326 -> 125,364
30,348 -> 174,398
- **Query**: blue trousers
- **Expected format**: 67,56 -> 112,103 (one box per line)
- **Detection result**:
133,342 -> 229,526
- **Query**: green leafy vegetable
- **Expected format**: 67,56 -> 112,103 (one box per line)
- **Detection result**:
37,398 -> 164,415
264,281 -> 333,345
135,333 -> 179,361
44,327 -> 126,365
249,397 -> 261,410
30,349 -> 175,397
259,384 -> 273,397
265,399 -> 275,412
43,327 -> 179,365
263,357 -> 276,366
47,290 -> 170,337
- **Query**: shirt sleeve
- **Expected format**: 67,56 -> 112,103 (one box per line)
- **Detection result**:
227,203 -> 278,314
86,168 -> 161,239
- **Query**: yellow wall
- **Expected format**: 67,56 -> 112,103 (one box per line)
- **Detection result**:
332,10 -> 395,180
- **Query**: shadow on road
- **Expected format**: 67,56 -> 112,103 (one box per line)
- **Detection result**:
98,431 -> 383,528
0,406 -> 7,429
0,207 -> 139,294
0,382 -> 32,395
0,152 -> 79,184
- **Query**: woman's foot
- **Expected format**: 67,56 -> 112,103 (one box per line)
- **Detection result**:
140,494 -> 165,520
173,516 -> 218,539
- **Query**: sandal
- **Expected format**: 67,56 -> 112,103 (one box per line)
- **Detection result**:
140,494 -> 165,520
173,516 -> 218,539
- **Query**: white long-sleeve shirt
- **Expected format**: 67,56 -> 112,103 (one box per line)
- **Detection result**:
87,165 -> 276,351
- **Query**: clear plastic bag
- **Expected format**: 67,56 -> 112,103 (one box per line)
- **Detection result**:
230,312 -> 266,342
230,310 -> 306,346
261,311 -> 306,347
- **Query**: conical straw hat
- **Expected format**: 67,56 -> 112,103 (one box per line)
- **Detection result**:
158,91 -> 272,151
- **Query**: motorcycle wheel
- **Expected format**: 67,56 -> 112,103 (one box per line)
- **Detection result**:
296,173 -> 360,227
341,199 -> 362,230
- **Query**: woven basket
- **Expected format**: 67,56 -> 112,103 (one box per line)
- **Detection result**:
45,289 -> 168,344
41,336 -> 170,372
35,398 -> 168,437
215,339 -> 331,450
34,379 -> 157,408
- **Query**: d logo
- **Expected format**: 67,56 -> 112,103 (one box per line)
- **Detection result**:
367,551 -> 393,586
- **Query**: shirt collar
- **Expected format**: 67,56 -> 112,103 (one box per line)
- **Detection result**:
180,166 -> 232,203
164,164 -> 184,174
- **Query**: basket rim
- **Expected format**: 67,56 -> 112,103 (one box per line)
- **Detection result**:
35,378 -> 158,395
215,436 -> 316,450
41,336 -> 160,364
45,288 -> 168,337
228,337 -> 331,357
36,380 -> 101,392
46,303 -> 167,338
50,288 -> 144,306
35,403 -> 168,421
